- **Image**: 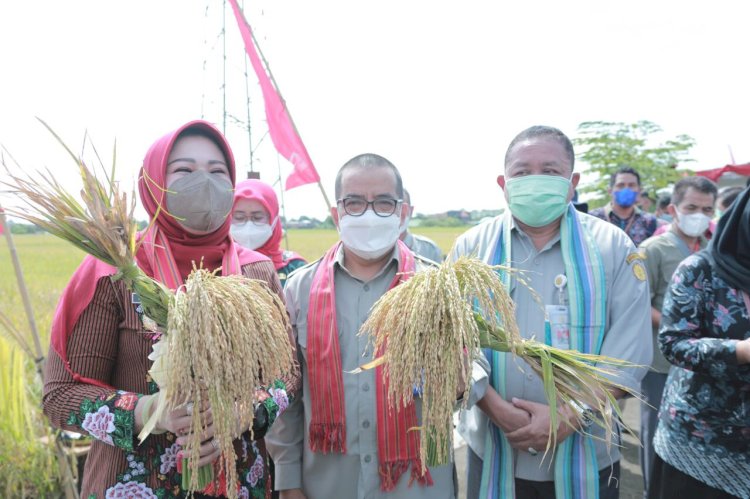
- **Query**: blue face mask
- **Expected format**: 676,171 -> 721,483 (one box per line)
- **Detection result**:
614,188 -> 638,208
659,214 -> 673,223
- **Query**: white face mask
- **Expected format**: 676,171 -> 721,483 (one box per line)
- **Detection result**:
338,210 -> 401,260
231,218 -> 277,250
676,210 -> 711,237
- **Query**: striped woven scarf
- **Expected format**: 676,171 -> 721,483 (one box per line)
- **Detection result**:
307,240 -> 433,491
479,206 -> 606,499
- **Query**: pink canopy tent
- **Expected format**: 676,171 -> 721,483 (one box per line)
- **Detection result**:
695,163 -> 750,182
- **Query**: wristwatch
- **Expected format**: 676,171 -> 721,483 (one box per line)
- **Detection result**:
571,401 -> 595,429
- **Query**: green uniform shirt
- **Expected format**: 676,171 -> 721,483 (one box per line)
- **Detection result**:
640,227 -> 708,373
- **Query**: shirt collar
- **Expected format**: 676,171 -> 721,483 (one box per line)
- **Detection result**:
334,243 -> 401,282
604,202 -> 642,219
668,223 -> 710,247
509,216 -> 562,253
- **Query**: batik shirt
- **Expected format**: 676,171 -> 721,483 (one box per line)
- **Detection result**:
43,261 -> 300,499
276,251 -> 307,288
590,204 -> 657,246
653,253 -> 750,498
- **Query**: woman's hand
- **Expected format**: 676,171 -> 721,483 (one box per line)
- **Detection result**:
135,395 -> 212,436
175,419 -> 222,467
279,489 -> 307,499
737,338 -> 750,364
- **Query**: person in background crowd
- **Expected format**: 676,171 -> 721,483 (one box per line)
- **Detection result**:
42,120 -> 299,498
232,179 -> 307,287
655,194 -> 672,224
649,186 -> 750,499
638,190 -> 655,212
455,126 -> 651,499
654,185 -> 718,239
638,176 -> 717,495
572,189 -> 589,213
399,188 -> 444,262
715,185 -> 743,220
590,166 -> 658,246
267,153 -> 456,499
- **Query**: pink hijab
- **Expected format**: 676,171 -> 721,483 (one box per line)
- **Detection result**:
137,120 -> 267,285
233,178 -> 303,270
50,120 -> 267,388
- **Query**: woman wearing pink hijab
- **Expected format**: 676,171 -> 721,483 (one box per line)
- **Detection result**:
231,179 -> 307,287
43,120 -> 299,498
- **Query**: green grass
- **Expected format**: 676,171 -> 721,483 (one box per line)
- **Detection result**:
409,226 -> 466,256
0,232 -> 78,496
1,234 -> 86,348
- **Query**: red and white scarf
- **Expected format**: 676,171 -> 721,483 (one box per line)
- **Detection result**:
306,240 -> 433,491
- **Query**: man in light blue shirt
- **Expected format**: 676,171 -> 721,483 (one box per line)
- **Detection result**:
455,126 -> 652,499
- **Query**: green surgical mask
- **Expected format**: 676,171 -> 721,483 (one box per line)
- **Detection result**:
505,175 -> 571,227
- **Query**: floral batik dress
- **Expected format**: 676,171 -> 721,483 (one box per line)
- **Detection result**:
653,253 -> 750,498
43,262 -> 299,498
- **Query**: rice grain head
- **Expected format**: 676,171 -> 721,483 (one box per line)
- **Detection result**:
361,257 -> 520,468
164,269 -> 294,497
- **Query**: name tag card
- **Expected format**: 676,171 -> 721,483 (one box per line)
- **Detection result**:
546,304 -> 570,350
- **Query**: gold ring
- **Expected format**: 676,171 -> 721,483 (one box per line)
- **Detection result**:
211,439 -> 219,451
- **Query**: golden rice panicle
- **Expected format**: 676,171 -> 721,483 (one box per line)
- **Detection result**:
2,121 -> 139,271
2,124 -> 173,329
361,257 -> 513,467
163,269 -> 294,498
454,257 -> 521,349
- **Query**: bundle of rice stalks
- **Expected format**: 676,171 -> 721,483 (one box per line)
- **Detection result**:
360,256 -> 639,469
2,121 -> 295,498
152,269 -> 293,494
2,119 -> 171,328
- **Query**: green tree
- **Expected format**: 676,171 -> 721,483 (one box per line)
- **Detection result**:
573,120 -> 695,208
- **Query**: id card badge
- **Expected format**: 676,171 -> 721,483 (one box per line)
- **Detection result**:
545,304 -> 570,350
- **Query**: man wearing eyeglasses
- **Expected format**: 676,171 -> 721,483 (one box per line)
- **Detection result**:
267,153 -> 457,499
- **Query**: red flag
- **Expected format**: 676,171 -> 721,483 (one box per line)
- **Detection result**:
228,0 -> 320,190
695,163 -> 750,182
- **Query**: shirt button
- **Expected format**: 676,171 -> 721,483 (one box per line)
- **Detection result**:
526,373 -> 534,380
533,258 -> 541,266
362,383 -> 370,392
363,420 -> 371,429
364,284 -> 370,292
364,455 -> 372,463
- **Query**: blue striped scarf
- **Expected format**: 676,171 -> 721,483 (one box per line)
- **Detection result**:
479,206 -> 607,499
